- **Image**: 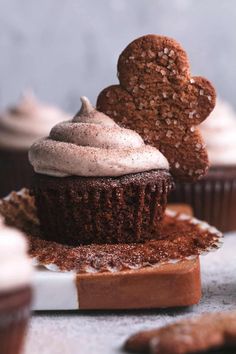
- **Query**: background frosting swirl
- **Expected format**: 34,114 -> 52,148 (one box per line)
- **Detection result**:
29,97 -> 169,177
0,93 -> 70,150
0,217 -> 32,291
200,99 -> 236,166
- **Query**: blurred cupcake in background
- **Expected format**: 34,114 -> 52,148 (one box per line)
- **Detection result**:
170,99 -> 236,232
0,217 -> 33,354
0,92 -> 70,197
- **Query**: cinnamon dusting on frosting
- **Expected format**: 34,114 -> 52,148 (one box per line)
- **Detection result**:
200,100 -> 236,166
0,215 -> 32,291
0,92 -> 69,150
29,97 -> 169,177
73,96 -> 117,127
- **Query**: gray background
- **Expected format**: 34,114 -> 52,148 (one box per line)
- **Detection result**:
0,0 -> 235,114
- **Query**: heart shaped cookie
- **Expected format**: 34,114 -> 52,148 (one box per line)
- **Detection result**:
97,34 -> 216,181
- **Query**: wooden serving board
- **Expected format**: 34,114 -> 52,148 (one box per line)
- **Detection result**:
33,258 -> 201,311
32,204 -> 202,311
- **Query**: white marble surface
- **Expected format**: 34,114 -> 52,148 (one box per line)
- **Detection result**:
24,233 -> 236,354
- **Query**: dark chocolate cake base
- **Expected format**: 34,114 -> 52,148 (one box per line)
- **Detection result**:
31,170 -> 173,245
170,166 -> 236,233
0,149 -> 34,198
0,286 -> 32,354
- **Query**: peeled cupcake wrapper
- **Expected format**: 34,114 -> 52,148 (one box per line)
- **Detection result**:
0,189 -> 223,274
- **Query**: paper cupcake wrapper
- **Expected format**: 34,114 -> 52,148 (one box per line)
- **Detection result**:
0,287 -> 32,354
0,305 -> 30,328
0,189 -> 223,274
0,311 -> 29,354
0,150 -> 33,198
31,170 -> 173,245
170,176 -> 236,233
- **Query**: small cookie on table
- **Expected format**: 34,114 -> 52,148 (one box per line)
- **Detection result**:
124,311 -> 236,354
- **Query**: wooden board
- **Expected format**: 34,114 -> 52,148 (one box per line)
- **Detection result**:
33,258 -> 201,310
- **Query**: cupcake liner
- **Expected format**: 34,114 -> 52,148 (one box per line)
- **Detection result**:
0,189 -> 223,274
170,167 -> 236,232
32,171 -> 173,245
0,318 -> 29,354
0,287 -> 32,354
0,149 -> 33,198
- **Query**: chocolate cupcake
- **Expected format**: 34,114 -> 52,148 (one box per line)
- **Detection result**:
29,97 -> 173,245
0,217 -> 32,354
0,93 -> 69,197
170,100 -> 236,232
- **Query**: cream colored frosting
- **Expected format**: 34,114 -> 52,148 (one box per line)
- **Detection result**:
0,217 -> 32,291
29,97 -> 169,177
200,100 -> 236,166
0,93 -> 70,150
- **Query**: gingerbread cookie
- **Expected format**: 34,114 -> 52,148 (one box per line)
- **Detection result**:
125,311 -> 236,354
97,35 -> 216,181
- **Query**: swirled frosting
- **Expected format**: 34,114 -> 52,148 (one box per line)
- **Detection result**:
0,217 -> 32,291
29,97 -> 169,177
0,93 -> 70,150
200,99 -> 236,166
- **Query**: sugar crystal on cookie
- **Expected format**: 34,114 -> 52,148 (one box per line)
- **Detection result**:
97,34 -> 216,181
